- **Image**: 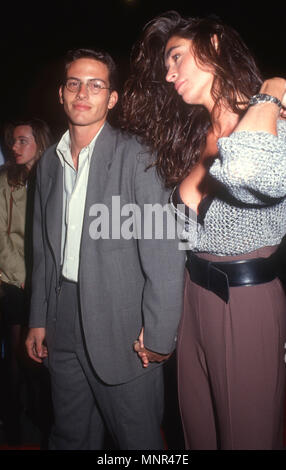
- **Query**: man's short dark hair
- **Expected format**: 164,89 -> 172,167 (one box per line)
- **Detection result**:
64,48 -> 118,92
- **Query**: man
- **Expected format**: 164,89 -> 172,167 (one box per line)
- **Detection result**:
25,48 -> 185,450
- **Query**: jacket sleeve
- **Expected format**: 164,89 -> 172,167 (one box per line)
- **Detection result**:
134,151 -> 185,354
209,119 -> 286,205
28,164 -> 48,327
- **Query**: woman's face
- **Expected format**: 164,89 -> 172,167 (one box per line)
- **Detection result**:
12,125 -> 38,169
164,35 -> 215,110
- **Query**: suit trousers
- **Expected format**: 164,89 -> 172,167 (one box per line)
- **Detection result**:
177,246 -> 286,450
47,280 -> 165,450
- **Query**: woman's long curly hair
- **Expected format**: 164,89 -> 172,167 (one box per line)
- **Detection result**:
120,11 -> 263,188
3,118 -> 53,188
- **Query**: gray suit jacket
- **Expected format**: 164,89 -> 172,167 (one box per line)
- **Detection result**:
29,122 -> 185,385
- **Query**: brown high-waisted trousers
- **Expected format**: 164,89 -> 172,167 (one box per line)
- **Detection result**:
177,246 -> 286,450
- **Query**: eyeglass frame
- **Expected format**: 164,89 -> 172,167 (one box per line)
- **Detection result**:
64,77 -> 111,95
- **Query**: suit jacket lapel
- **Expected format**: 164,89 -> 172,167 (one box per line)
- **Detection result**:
45,151 -> 63,271
84,122 -> 115,214
80,123 -> 115,264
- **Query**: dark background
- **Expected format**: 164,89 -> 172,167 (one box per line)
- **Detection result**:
0,0 -> 285,141
0,0 -> 284,449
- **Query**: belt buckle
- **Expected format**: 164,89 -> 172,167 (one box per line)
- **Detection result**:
208,264 -> 230,303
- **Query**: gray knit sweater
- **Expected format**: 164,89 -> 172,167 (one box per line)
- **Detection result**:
171,119 -> 286,256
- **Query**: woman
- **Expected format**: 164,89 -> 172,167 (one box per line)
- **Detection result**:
0,119 -> 52,444
121,11 -> 286,449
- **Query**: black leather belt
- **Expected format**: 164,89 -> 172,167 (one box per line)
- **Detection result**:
186,251 -> 279,303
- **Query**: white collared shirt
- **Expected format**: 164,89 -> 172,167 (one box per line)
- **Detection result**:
56,124 -> 104,281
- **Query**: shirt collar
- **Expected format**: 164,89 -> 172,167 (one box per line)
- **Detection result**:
56,122 -> 105,167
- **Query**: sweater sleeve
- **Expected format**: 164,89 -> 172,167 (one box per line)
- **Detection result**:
209,119 -> 286,205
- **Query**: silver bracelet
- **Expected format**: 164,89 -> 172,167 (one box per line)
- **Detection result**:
249,93 -> 282,109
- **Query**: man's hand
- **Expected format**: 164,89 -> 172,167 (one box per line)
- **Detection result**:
25,327 -> 48,363
133,328 -> 171,368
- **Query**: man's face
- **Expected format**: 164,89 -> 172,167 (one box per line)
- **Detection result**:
59,58 -> 118,129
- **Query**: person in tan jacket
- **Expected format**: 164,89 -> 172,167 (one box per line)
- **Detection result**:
0,119 -> 52,444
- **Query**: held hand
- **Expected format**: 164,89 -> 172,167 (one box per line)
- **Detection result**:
134,327 -> 149,368
133,328 -> 171,368
25,327 -> 48,363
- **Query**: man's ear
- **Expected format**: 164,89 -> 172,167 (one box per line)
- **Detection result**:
59,85 -> 64,105
108,90 -> 118,110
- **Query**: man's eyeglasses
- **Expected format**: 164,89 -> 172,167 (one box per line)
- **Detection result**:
65,78 -> 110,95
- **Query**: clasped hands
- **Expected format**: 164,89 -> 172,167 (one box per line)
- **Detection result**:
133,327 -> 171,368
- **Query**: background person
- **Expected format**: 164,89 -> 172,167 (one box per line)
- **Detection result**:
0,119 -> 52,445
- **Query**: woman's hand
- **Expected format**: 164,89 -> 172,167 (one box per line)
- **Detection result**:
260,78 -> 286,102
235,77 -> 286,134
133,327 -> 171,368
